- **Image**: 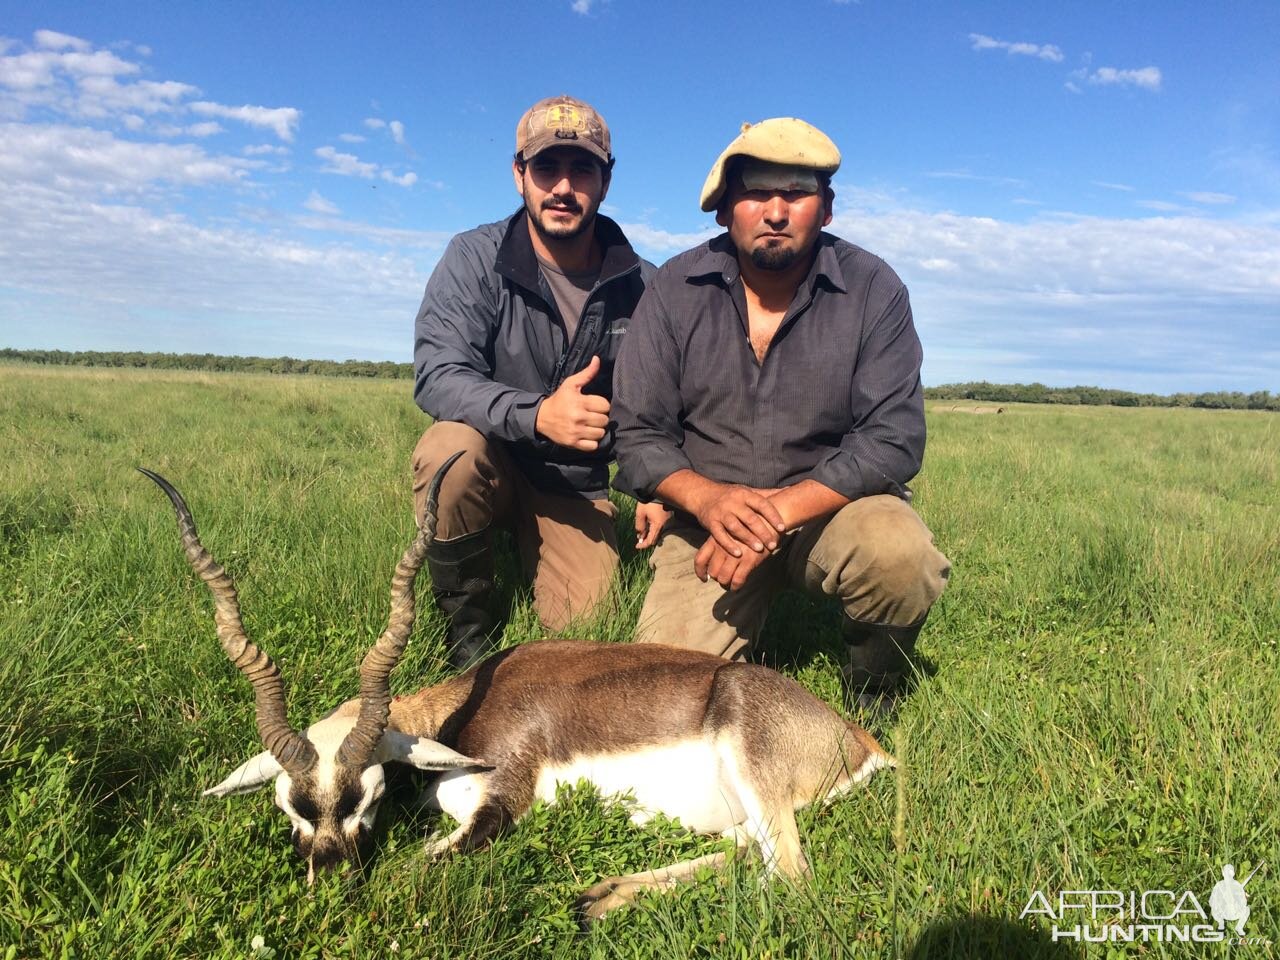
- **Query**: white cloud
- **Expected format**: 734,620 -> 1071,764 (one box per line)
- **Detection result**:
244,143 -> 288,156
389,120 -> 405,144
618,222 -> 719,255
75,75 -> 196,117
302,190 -> 339,215
155,120 -> 223,138
0,182 -> 444,359
295,215 -> 450,248
1136,200 -> 1183,212
1181,191 -> 1236,205
380,169 -> 416,187
364,117 -> 385,130
190,101 -> 299,140
1085,66 -> 1162,91
822,192 -> 1280,389
926,169 -> 1027,188
0,122 -> 255,195
0,46 -> 140,94
33,30 -> 92,52
1092,180 -> 1135,192
968,33 -> 1064,63
571,0 -> 594,13
316,144 -> 377,178
338,132 -> 366,143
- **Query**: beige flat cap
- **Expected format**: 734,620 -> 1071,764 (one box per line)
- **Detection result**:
699,117 -> 841,211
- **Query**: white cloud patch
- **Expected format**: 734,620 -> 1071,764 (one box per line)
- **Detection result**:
0,181 -> 446,360
316,144 -> 417,187
244,143 -> 288,156
363,117 -> 385,130
571,0 -> 595,13
618,222 -> 719,255
969,33 -> 1064,63
1092,180 -> 1135,192
190,101 -> 299,141
0,30 -> 441,363
823,191 -> 1280,389
338,132 -> 366,143
303,190 -> 339,215
926,169 -> 1027,188
34,30 -> 92,52
0,122 -> 255,195
1083,66 -> 1162,91
316,144 -> 377,178
185,120 -> 223,137
0,32 -> 300,142
389,119 -> 405,144
1136,199 -> 1184,212
1181,191 -> 1236,205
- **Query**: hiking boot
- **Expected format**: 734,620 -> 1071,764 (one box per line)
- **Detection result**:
426,530 -> 497,671
841,616 -> 924,717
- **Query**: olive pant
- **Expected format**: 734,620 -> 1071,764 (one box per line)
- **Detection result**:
412,421 -> 619,633
635,495 -> 951,660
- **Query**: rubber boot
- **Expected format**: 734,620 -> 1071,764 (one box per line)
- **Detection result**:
426,530 -> 497,671
841,616 -> 924,717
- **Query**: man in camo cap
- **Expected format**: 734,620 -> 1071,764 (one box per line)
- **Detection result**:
412,95 -> 661,669
613,117 -> 950,713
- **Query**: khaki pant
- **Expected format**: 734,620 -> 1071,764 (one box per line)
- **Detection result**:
412,422 -> 619,632
635,495 -> 951,660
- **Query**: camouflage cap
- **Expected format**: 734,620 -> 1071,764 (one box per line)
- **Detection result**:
699,117 -> 841,211
515,95 -> 612,165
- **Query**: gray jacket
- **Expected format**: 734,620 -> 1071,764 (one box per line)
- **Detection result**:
414,209 -> 652,498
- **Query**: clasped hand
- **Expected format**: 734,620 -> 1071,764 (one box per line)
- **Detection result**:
691,483 -> 785,590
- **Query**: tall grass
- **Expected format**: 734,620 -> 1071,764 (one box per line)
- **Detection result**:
1,364 -> 1276,958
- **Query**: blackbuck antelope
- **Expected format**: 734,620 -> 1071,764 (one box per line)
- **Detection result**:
142,456 -> 893,920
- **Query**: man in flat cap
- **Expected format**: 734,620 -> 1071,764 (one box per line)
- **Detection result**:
612,117 -> 950,712
413,95 -> 662,669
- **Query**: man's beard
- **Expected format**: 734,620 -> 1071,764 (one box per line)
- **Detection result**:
750,242 -> 799,271
528,197 -> 595,241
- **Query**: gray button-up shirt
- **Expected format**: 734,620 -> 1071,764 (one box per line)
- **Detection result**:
611,232 -> 925,503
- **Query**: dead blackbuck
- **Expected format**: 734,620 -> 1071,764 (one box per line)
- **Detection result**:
142,456 -> 894,919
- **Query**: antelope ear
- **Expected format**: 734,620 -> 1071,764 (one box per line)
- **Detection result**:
203,751 -> 284,797
376,730 -> 487,770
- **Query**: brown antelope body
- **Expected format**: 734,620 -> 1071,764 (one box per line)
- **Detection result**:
142,457 -> 892,920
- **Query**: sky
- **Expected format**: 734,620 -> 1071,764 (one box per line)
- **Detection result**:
1,0 -> 1278,392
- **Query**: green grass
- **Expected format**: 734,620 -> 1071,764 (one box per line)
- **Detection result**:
1,363 -> 1276,958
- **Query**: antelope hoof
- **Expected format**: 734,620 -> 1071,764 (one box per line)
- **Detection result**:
571,878 -> 627,927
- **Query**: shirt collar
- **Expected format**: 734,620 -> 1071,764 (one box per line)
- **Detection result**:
684,232 -> 847,294
496,207 -> 640,292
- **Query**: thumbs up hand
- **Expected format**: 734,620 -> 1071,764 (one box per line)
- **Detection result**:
535,355 -> 612,451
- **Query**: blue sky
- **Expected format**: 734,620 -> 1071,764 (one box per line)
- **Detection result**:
2,1 -> 1277,392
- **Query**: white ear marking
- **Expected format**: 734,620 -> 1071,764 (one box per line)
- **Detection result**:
203,752 -> 284,797
375,730 -> 486,770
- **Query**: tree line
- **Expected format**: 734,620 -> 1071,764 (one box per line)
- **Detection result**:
0,348 -> 412,379
3,348 -> 1275,411
926,380 -> 1279,412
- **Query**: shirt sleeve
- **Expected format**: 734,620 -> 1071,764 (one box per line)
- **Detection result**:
809,280 -> 926,500
611,277 -> 694,501
412,234 -> 545,443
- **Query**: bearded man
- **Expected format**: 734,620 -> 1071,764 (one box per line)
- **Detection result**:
612,117 -> 950,712
413,95 -> 661,669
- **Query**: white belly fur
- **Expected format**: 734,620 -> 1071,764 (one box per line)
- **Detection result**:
533,740 -> 746,834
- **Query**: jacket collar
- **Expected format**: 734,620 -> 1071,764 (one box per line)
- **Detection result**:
495,207 -> 640,292
684,231 -> 847,295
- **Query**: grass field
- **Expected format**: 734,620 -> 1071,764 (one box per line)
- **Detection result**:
1,363 -> 1276,958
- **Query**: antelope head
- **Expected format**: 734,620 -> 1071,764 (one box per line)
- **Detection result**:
142,454 -> 480,882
